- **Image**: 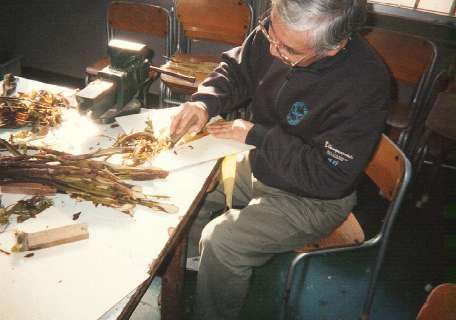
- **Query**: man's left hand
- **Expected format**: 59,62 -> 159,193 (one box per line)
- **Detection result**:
206,119 -> 254,144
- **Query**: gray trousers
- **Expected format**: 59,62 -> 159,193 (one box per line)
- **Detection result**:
190,152 -> 356,320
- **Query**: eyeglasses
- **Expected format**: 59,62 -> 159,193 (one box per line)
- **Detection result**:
257,17 -> 307,67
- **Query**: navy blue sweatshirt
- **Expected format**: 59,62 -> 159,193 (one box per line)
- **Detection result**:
192,26 -> 391,200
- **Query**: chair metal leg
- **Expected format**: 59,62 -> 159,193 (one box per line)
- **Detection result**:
412,130 -> 431,175
279,252 -> 307,320
419,137 -> 449,207
363,159 -> 411,317
158,82 -> 165,108
361,239 -> 389,319
413,130 -> 432,208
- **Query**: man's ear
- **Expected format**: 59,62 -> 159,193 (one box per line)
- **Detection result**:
326,39 -> 349,57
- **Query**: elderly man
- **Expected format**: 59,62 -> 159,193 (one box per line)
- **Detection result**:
170,0 -> 390,319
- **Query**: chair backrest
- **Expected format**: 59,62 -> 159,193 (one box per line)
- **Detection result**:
421,70 -> 452,129
175,0 -> 253,46
365,134 -> 409,202
406,70 -> 452,156
362,27 -> 437,147
417,283 -> 456,320
107,1 -> 173,57
363,27 -> 435,86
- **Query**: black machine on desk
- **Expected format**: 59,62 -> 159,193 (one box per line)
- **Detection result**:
76,39 -> 196,123
76,39 -> 152,123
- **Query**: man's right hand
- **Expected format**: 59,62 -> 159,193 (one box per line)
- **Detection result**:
170,101 -> 209,141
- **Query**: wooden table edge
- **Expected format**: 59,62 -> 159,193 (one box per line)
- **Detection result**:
117,158 -> 222,320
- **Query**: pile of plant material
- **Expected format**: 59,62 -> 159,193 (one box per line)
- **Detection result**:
0,90 -> 71,129
0,139 -> 177,215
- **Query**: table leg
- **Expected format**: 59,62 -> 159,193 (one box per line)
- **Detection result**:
161,236 -> 187,320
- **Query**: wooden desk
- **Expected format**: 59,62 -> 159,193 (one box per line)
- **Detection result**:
0,78 -> 219,320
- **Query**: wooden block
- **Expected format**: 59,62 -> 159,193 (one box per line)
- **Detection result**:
0,183 -> 56,196
14,223 -> 89,252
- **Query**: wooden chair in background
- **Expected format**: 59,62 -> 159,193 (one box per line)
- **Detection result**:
407,69 -> 451,158
160,0 -> 253,106
85,1 -> 173,106
362,27 -> 437,150
412,73 -> 456,208
416,283 -> 456,320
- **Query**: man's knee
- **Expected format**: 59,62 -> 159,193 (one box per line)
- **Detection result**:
200,216 -> 225,252
200,213 -> 255,280
199,211 -> 241,258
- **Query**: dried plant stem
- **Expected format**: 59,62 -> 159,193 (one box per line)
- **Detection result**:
0,90 -> 70,129
0,139 -> 177,214
0,196 -> 53,226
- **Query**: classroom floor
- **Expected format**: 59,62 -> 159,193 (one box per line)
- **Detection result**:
20,70 -> 455,320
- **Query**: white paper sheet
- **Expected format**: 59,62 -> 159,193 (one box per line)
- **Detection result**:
115,109 -> 255,171
11,76 -> 78,106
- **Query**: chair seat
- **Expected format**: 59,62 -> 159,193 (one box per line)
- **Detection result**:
160,53 -> 220,95
294,213 -> 364,253
425,92 -> 456,140
386,101 -> 411,129
85,57 -> 110,77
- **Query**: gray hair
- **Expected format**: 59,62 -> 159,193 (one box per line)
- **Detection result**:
270,0 -> 367,54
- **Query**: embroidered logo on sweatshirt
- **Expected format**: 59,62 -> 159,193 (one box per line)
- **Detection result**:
287,101 -> 309,125
324,141 -> 354,167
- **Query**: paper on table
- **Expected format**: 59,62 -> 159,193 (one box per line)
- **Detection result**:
12,76 -> 77,104
115,108 -> 255,171
116,107 -> 179,137
14,76 -> 76,93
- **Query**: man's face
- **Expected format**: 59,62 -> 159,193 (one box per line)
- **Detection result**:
263,9 -> 342,67
268,10 -> 316,66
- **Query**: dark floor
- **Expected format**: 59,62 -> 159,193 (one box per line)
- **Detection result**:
19,69 -> 455,319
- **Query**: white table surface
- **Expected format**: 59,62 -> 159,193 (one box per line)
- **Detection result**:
0,77 -> 217,320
